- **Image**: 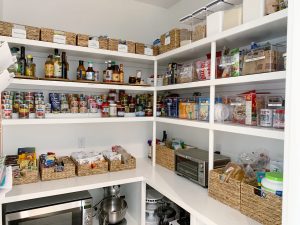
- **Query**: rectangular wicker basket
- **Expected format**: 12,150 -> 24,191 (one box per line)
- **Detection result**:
76,34 -> 89,47
12,161 -> 39,185
40,28 -> 76,45
135,43 -> 145,55
156,145 -> 176,171
107,156 -> 136,172
99,37 -> 109,50
160,28 -> 180,53
108,38 -> 119,51
153,46 -> 160,56
72,158 -> 109,177
40,156 -> 76,181
127,41 -> 136,54
0,21 -> 40,40
208,168 -> 242,210
241,182 -> 282,225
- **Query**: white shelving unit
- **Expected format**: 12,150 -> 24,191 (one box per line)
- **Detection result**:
0,9 -> 289,225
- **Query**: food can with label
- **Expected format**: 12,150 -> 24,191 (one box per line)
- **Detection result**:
273,109 -> 285,129
260,109 -> 273,127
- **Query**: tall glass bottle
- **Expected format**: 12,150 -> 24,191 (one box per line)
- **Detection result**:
119,64 -> 124,83
19,46 -> 26,75
53,49 -> 62,78
61,52 -> 68,79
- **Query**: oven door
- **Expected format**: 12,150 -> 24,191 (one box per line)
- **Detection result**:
175,155 -> 201,184
5,201 -> 83,225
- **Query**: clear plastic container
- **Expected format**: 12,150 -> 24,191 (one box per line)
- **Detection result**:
242,43 -> 286,75
229,96 -> 246,124
192,7 -> 209,41
218,48 -> 242,78
194,58 -> 211,81
206,0 -> 233,12
179,15 -> 193,46
177,63 -> 194,83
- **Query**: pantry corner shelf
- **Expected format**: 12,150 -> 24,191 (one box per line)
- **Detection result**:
8,78 -> 155,92
0,36 -> 156,65
213,122 -> 284,140
1,117 -> 154,126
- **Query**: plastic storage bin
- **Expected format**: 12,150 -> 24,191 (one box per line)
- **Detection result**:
223,5 -> 243,30
177,63 -> 194,83
207,11 -> 224,37
243,0 -> 265,23
218,48 -> 242,78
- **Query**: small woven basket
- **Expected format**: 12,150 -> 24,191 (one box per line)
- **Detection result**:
76,34 -> 89,47
40,28 -> 76,45
135,43 -> 145,55
127,41 -> 136,53
241,181 -> 282,225
0,21 -> 40,40
160,28 -> 180,53
72,158 -> 108,177
208,168 -> 242,210
108,38 -> 119,51
40,156 -> 76,181
13,162 -> 39,185
153,46 -> 160,56
156,145 -> 176,171
99,37 -> 109,50
107,156 -> 136,172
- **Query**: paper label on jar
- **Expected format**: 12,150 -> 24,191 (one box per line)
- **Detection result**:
86,72 -> 95,80
88,40 -> 99,49
12,28 -> 26,39
245,56 -> 266,63
165,33 -> 171,45
118,44 -> 128,53
53,35 -> 66,44
144,47 -> 153,56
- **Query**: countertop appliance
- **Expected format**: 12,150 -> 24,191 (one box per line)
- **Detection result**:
175,148 -> 230,187
3,191 -> 92,225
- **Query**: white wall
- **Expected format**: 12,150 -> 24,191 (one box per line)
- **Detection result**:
2,0 -> 170,44
0,0 -> 3,20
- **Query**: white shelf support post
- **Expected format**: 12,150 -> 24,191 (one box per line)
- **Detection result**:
209,41 -> 216,170
152,60 -> 158,166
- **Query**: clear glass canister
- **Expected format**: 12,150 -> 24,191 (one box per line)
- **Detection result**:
179,15 -> 193,46
191,7 -> 209,42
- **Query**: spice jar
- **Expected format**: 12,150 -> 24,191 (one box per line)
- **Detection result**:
112,65 -> 120,82
129,76 -> 136,84
19,104 -> 29,119
117,105 -> 125,117
101,102 -> 109,117
109,103 -> 117,117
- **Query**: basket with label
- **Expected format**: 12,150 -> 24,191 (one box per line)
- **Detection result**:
156,145 -> 176,171
76,34 -> 89,47
160,28 -> 180,53
39,155 -> 76,181
208,167 -> 242,210
0,21 -> 40,40
241,180 -> 282,225
99,36 -> 109,50
127,41 -> 136,53
135,43 -> 145,55
107,156 -> 136,172
40,28 -> 76,45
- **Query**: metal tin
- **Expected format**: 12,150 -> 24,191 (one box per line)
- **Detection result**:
36,104 -> 46,119
273,109 -> 285,129
260,109 -> 273,127
19,104 -> 29,119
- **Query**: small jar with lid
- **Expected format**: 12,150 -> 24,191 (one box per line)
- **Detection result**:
19,104 -> 29,119
101,102 -> 110,117
145,102 -> 153,117
261,172 -> 283,197
117,105 -> 125,117
109,103 -> 117,117
112,65 -> 120,82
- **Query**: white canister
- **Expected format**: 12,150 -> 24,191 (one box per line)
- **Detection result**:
261,172 -> 283,197
207,11 -> 224,37
109,103 -> 117,117
157,77 -> 163,87
260,109 -> 273,127
223,5 -> 243,30
243,0 -> 265,23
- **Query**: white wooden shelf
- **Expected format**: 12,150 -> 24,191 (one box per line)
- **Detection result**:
156,9 -> 287,64
2,117 -> 154,126
3,158 -> 260,225
156,80 -> 211,91
8,78 -> 155,92
213,71 -> 286,86
0,36 -> 155,65
156,117 -> 210,129
213,122 -> 284,140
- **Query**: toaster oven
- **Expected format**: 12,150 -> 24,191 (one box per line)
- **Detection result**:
175,148 -> 230,187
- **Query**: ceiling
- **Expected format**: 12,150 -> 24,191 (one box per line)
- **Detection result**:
133,0 -> 181,9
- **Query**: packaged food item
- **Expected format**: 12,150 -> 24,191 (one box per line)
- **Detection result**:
49,93 -> 61,113
194,59 -> 210,81
230,96 -> 246,124
260,109 -> 273,127
109,103 -> 117,117
222,162 -> 245,182
245,91 -> 257,126
219,48 -> 241,78
35,102 -> 45,119
265,0 -> 279,15
177,63 -> 194,83
19,104 -> 29,119
273,109 -> 285,129
198,98 -> 210,121
261,172 -> 283,197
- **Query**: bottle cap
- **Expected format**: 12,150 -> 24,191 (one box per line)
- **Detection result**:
27,54 -> 33,59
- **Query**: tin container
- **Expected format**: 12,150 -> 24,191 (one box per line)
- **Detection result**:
273,109 -> 285,129
90,102 -> 98,113
260,109 -> 273,127
2,104 -> 12,119
36,104 -> 46,119
19,104 -> 29,119
101,102 -> 109,117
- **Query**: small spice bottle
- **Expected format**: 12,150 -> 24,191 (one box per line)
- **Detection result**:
109,103 -> 117,117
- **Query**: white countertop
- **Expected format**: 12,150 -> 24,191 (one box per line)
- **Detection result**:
3,158 -> 260,225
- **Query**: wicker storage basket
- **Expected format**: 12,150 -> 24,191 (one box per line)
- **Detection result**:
108,38 -> 119,51
0,21 -> 40,40
99,37 -> 109,50
153,46 -> 160,56
192,24 -> 206,42
241,182 -> 282,225
40,28 -> 76,45
40,156 -> 76,181
127,41 -> 136,53
135,43 -> 145,54
208,168 -> 241,210
72,158 -> 109,177
107,156 -> 136,172
160,28 -> 180,53
12,160 -> 39,185
76,34 -> 89,47
156,145 -> 176,171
